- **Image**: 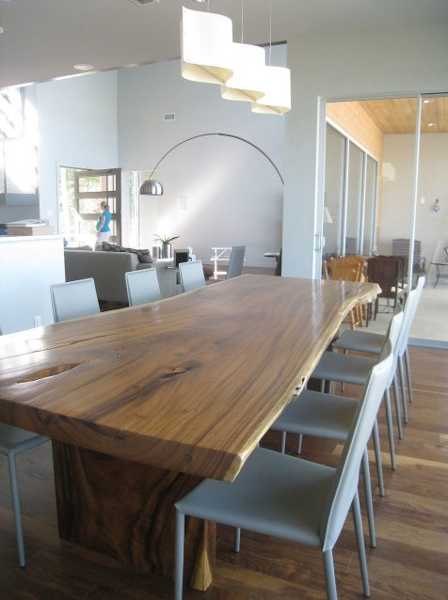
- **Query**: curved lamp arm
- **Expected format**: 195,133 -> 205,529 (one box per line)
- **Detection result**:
140,132 -> 284,195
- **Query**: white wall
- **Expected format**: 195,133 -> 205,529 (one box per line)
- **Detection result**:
35,71 -> 119,229
117,47 -> 286,267
0,235 -> 65,334
284,24 -> 448,278
379,133 -> 448,265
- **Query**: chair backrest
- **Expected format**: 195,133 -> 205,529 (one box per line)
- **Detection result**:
321,309 -> 402,550
51,278 -> 100,323
321,349 -> 395,551
397,275 -> 425,357
125,268 -> 161,307
326,259 -> 361,283
226,246 -> 246,279
431,240 -> 448,263
384,309 -> 405,387
367,255 -> 403,298
179,260 -> 205,293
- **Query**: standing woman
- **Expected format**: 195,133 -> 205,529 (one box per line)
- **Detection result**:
96,201 -> 112,247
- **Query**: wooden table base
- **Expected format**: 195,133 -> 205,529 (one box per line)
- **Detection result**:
52,442 -> 216,591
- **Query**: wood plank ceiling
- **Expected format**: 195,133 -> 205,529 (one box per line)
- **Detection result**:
361,97 -> 448,134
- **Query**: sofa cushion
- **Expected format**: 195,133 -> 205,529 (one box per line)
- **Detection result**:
101,242 -> 152,264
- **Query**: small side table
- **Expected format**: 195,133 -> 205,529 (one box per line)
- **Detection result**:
264,251 -> 281,276
431,262 -> 448,287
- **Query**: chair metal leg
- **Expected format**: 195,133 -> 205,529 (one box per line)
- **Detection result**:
352,491 -> 371,598
281,431 -> 286,454
372,420 -> 385,497
7,452 -> 26,568
175,510 -> 185,600
393,376 -> 404,440
234,527 -> 241,553
297,434 -> 303,455
384,389 -> 397,470
362,450 -> 376,548
322,549 -> 337,600
398,356 -> 409,424
404,348 -> 414,404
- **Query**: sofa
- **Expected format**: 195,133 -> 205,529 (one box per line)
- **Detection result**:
65,250 -> 140,304
64,250 -> 178,304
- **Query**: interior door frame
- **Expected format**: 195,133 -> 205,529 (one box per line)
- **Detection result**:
317,92 -> 423,279
73,167 -> 122,244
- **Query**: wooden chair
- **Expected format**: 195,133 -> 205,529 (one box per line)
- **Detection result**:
336,257 -> 370,324
367,256 -> 404,318
326,259 -> 363,328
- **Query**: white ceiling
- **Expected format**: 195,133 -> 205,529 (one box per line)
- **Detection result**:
1,0 -> 448,89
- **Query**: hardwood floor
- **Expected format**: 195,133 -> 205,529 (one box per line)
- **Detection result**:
0,347 -> 446,599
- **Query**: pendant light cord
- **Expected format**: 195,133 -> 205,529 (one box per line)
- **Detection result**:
241,0 -> 244,43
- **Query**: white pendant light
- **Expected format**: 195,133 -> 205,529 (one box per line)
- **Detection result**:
221,1 -> 266,102
181,6 -> 234,85
251,1 -> 291,115
251,65 -> 291,114
221,43 -> 266,102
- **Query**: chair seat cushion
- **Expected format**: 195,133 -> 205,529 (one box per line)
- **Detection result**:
0,423 -> 47,454
312,351 -> 376,385
272,390 -> 358,440
176,447 -> 336,547
334,330 -> 385,353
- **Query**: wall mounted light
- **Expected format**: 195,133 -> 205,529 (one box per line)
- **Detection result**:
382,162 -> 396,182
431,198 -> 441,214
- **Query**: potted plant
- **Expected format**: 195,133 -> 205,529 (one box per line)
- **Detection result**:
154,234 -> 180,259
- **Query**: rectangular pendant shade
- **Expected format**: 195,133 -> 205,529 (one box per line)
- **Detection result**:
251,65 -> 292,115
221,43 -> 266,102
181,6 -> 234,85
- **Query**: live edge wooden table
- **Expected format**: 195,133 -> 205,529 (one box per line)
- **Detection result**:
0,275 -> 379,593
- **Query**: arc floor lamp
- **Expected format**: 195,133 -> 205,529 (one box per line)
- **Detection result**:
139,132 -> 285,196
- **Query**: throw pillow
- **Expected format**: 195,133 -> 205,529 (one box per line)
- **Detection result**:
101,241 -> 152,264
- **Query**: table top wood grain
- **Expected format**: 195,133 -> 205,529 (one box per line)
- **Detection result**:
0,275 -> 379,481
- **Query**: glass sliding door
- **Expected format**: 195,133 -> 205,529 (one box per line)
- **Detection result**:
323,125 -> 345,257
362,156 -> 378,255
323,122 -> 379,261
410,93 -> 448,343
345,142 -> 364,255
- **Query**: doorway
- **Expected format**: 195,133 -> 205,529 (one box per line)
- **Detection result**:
321,94 -> 448,346
58,167 -> 122,248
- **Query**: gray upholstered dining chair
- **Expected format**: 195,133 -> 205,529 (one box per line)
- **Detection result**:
334,276 -> 425,424
310,290 -> 416,475
178,260 -> 205,293
271,311 -> 404,550
125,268 -> 161,306
50,278 -> 100,323
226,246 -> 246,279
175,351 -> 395,600
0,329 -> 48,567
